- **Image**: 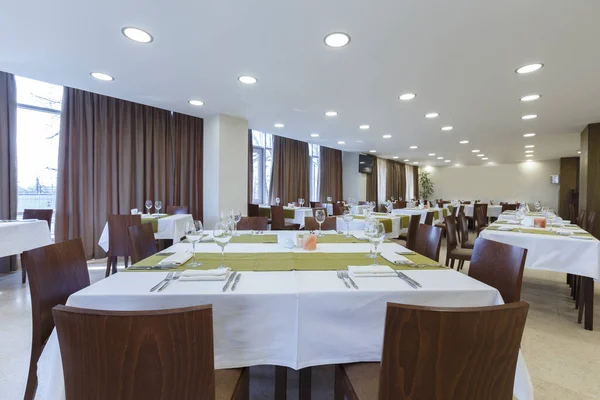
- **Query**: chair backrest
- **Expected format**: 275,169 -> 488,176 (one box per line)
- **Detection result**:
304,216 -> 336,231
22,209 -> 53,229
310,201 -> 322,208
462,201 -> 471,204
248,203 -> 259,217
53,305 -> 216,400
469,237 -> 527,303
474,203 -> 488,224
413,224 -> 442,261
332,203 -> 345,216
270,205 -> 286,230
378,301 -> 529,399
444,214 -> 459,252
458,212 -> 470,245
357,201 -> 368,205
107,214 -> 142,257
237,216 -> 268,231
128,223 -> 158,264
577,209 -> 587,230
423,211 -> 434,226
22,238 -> 90,391
501,203 -> 518,212
587,211 -> 596,233
166,205 -> 189,215
458,205 -> 465,216
405,214 -> 421,251
397,200 -> 407,209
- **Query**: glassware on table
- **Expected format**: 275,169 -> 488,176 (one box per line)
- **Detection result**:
145,200 -> 153,215
185,220 -> 204,267
342,210 -> 354,238
298,198 -> 305,207
154,200 -> 162,215
364,218 -> 378,258
326,196 -> 332,203
369,201 -> 376,213
315,209 -> 326,237
385,200 -> 393,214
534,201 -> 541,212
366,222 -> 385,265
231,210 -> 242,235
213,221 -> 233,269
276,197 -> 281,206
515,209 -> 525,232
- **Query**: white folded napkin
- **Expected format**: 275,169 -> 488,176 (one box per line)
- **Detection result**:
380,252 -> 414,265
157,253 -> 193,266
179,268 -> 232,281
352,233 -> 368,240
497,226 -> 515,231
348,265 -> 397,278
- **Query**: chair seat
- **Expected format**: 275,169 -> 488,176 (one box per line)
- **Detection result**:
216,368 -> 246,400
341,363 -> 379,400
398,232 -> 407,240
449,247 -> 473,260
434,222 -> 446,230
462,238 -> 475,249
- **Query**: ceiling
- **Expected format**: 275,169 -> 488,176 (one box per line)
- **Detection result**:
1,0 -> 598,166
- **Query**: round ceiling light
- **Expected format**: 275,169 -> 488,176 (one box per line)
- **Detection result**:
413,161 -> 419,165
90,72 -> 114,81
274,123 -> 284,128
370,150 -> 377,153
425,112 -> 439,119
441,126 -> 453,131
525,150 -> 534,153
521,94 -> 541,102
444,160 -> 451,163
337,141 -> 345,144
455,164 -> 461,167
392,156 -> 399,159
404,159 -> 409,162
324,32 -> 351,48
398,93 -> 416,101
437,157 -> 443,160
325,111 -> 338,117
188,100 -> 204,106
238,75 -> 257,84
310,133 -> 320,137
359,125 -> 370,130
472,149 -> 480,153
382,134 -> 392,139
477,154 -> 484,157
516,63 -> 543,74
525,145 -> 534,148
522,114 -> 538,120
526,154 -> 534,157
459,140 -> 469,144
482,158 -> 489,160
122,27 -> 153,43
523,133 -> 536,137
428,153 -> 435,156
410,145 -> 418,149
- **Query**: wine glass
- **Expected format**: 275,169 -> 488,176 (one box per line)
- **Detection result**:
276,197 -> 281,206
342,210 -> 354,238
154,200 -> 162,215
366,222 -> 386,265
364,218 -> 378,258
185,220 -> 204,267
299,198 -> 305,207
213,221 -> 233,269
315,209 -> 326,236
369,201 -> 376,213
232,210 -> 242,235
534,201 -> 541,212
145,200 -> 153,215
516,208 -> 525,232
385,200 -> 393,214
327,196 -> 332,203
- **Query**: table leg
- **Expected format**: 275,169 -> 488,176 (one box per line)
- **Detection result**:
274,366 -> 287,400
584,277 -> 594,331
300,367 -> 312,400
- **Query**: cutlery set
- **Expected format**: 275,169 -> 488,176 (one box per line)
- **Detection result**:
337,270 -> 421,289
149,271 -> 183,292
149,271 -> 243,292
222,271 -> 241,292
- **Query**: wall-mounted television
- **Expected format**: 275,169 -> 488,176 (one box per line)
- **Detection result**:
359,154 -> 373,174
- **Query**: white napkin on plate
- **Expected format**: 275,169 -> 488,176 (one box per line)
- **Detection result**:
348,265 -> 397,278
497,225 -> 515,231
157,253 -> 192,266
380,251 -> 414,265
179,268 -> 232,281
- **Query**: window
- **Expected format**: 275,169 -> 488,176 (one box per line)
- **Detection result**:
15,76 -> 62,235
251,130 -> 273,204
309,143 -> 320,202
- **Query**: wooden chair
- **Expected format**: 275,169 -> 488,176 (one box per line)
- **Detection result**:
397,214 -> 420,250
271,205 -> 300,230
247,203 -> 259,217
396,200 -> 407,209
587,211 -> 596,233
423,211 -> 434,225
335,301 -> 529,400
310,201 -> 322,208
21,209 -> 54,284
332,203 -> 345,216
21,238 -> 90,400
52,304 -> 249,400
445,214 -> 472,270
577,209 -> 587,230
304,216 -> 336,231
166,205 -> 189,215
413,224 -> 442,262
128,223 -> 158,264
501,203 -> 518,212
237,216 -> 268,231
458,212 -> 474,249
469,237 -> 527,303
474,203 -> 489,235
105,214 -> 142,277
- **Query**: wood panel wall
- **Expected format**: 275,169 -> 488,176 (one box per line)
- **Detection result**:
579,123 -> 600,237
558,157 -> 579,220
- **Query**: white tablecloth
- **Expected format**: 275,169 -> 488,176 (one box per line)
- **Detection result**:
392,208 -> 446,224
350,205 -> 369,215
463,205 -> 503,218
259,206 -> 314,228
336,217 -> 403,238
98,214 -> 193,252
0,220 -> 52,258
36,240 -> 533,400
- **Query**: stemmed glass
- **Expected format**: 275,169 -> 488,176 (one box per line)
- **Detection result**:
326,196 -> 332,203
154,200 -> 162,215
213,221 -> 233,269
231,210 -> 242,236
145,200 -> 153,215
315,209 -> 326,236
276,197 -> 281,206
364,218 -> 378,258
534,201 -> 541,212
342,210 -> 354,238
299,198 -> 305,207
369,201 -> 376,213
516,208 -> 525,232
185,220 -> 204,267
385,200 -> 393,214
366,222 -> 385,265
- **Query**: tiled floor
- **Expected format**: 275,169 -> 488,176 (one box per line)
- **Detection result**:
1,247 -> 599,400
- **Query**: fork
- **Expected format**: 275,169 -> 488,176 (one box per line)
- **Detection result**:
158,271 -> 182,292
336,271 -> 350,289
342,271 -> 358,289
150,272 -> 173,292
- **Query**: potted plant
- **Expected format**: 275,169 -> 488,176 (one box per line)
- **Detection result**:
418,171 -> 434,202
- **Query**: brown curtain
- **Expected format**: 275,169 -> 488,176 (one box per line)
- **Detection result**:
386,159 -> 407,200
269,135 -> 309,205
365,155 -> 378,202
56,88 -> 203,259
0,71 -> 18,272
319,146 -> 343,201
247,130 -> 253,204
414,166 -> 420,199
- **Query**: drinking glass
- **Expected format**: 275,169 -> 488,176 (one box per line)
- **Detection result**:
299,198 -> 305,207
232,210 -> 242,235
516,209 -> 525,232
369,201 -> 376,213
366,222 -> 385,265
364,218 -> 378,258
276,197 -> 281,206
534,201 -> 541,212
145,200 -> 153,215
154,200 -> 162,215
326,196 -> 332,203
385,200 -> 393,214
185,220 -> 204,267
213,221 -> 233,269
315,209 -> 326,236
342,210 -> 354,238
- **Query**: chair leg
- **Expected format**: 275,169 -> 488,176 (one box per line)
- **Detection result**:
124,256 -> 129,269
334,365 -> 345,400
299,367 -> 312,400
112,257 -> 118,274
22,262 -> 27,284
105,256 -> 112,277
575,276 -> 581,309
450,258 -> 455,270
233,368 -> 250,400
578,277 -> 585,324
584,277 -> 594,331
24,346 -> 39,400
274,366 -> 287,400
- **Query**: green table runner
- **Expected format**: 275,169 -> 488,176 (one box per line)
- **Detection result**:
259,207 -> 296,219
130,251 -> 446,272
230,234 -> 279,243
141,215 -> 170,233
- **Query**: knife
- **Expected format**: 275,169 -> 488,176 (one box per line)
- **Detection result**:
396,271 -> 421,288
222,271 -> 237,292
231,273 -> 242,291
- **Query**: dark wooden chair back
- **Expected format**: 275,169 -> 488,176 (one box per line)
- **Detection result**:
378,302 -> 529,399
107,214 -> 142,257
474,203 -> 488,222
458,205 -> 465,216
358,201 -> 368,205
21,238 -> 90,400
577,209 -> 587,230
462,201 -> 471,204
587,211 -> 596,233
423,211 -> 434,226
332,203 -> 345,216
22,209 -> 53,229
444,214 -> 459,252
248,203 -> 259,217
270,205 -> 286,230
52,305 -> 217,400
469,237 -> 527,303
413,224 -> 442,262
310,201 -> 322,208
458,212 -> 470,245
405,214 -> 421,251
304,216 -> 336,231
501,203 -> 518,212
166,205 -> 189,215
128,223 -> 158,264
237,216 -> 268,231
397,200 -> 407,209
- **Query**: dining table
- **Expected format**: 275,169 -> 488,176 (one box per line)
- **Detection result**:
463,204 -> 504,218
336,213 -> 408,238
0,219 -> 52,258
392,207 -> 448,224
35,230 -> 534,400
259,205 -> 314,228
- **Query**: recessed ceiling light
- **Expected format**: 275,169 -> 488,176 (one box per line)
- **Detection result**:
577,150 -> 582,154
274,123 -> 284,128
382,134 -> 392,139
516,63 -> 543,74
324,32 -> 351,48
238,75 -> 257,84
524,145 -> 535,148
472,149 -> 480,153
525,150 -> 534,153
437,157 -> 443,160
459,140 -> 469,144
359,125 -> 370,130
370,150 -> 377,153
429,153 -> 436,156
522,114 -> 537,120
413,161 -> 419,165
425,112 -> 439,119
404,159 -> 409,162
337,141 -> 345,144
455,164 -> 461,167
441,126 -> 453,131
90,72 -> 113,81
356,140 -> 363,143
477,154 -> 485,157
523,133 -> 536,137
488,162 -> 494,165
311,133 -> 320,137
393,156 -> 399,159
444,160 -> 451,163
482,158 -> 489,160
526,154 -> 533,157
521,94 -> 541,102
325,111 -> 338,117
410,145 -> 418,149
188,100 -> 204,106
121,27 -> 153,43
399,93 -> 416,101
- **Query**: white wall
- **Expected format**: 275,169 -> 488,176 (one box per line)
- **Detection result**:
359,173 -> 367,201
426,160 -> 560,210
343,152 -> 361,200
